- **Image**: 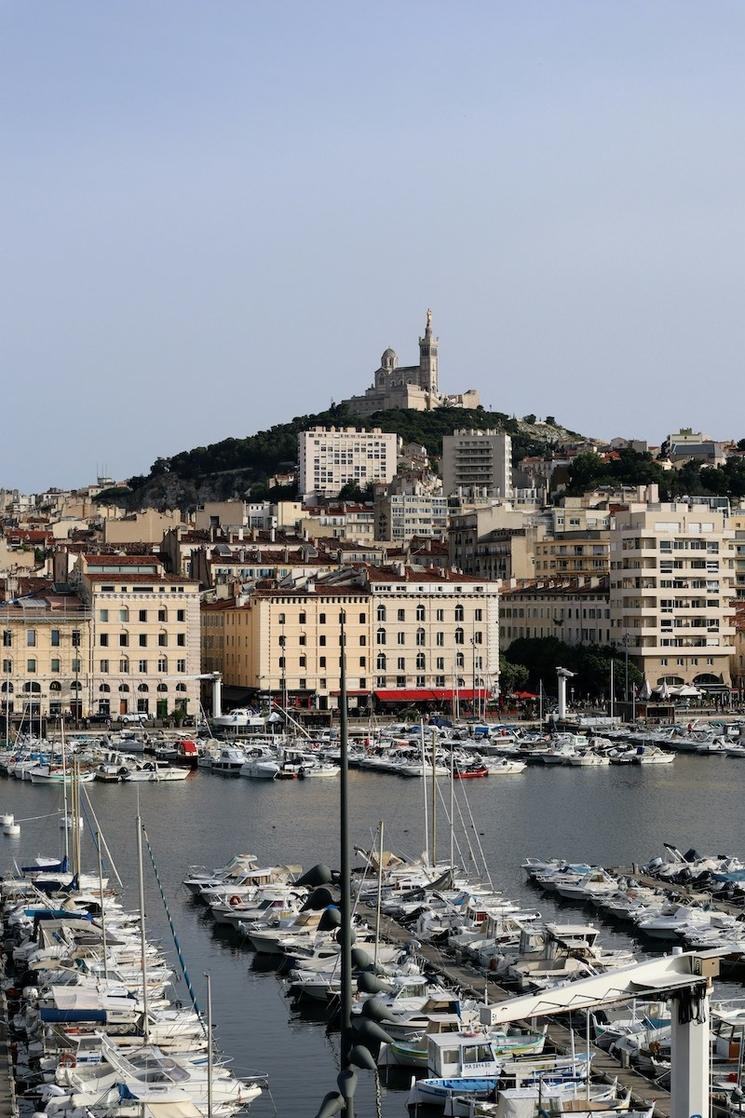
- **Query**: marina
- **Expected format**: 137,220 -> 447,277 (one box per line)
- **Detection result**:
0,750 -> 744,1116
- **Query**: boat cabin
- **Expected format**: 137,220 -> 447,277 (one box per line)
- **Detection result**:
426,1031 -> 501,1079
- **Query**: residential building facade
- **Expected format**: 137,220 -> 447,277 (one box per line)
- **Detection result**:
442,429 -> 513,499
533,531 -> 610,578
298,427 -> 399,499
609,503 -> 735,692
500,577 -> 611,650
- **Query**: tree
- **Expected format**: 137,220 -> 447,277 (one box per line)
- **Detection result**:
544,416 -> 557,426
499,655 -> 529,694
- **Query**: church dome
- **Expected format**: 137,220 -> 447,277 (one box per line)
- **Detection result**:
381,347 -> 397,367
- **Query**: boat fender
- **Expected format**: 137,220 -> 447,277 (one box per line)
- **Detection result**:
59,1053 -> 76,1068
229,896 -> 242,907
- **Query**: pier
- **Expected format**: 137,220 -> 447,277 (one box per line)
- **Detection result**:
360,905 -> 672,1117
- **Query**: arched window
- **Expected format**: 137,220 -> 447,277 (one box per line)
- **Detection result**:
176,683 -> 187,692
454,627 -> 464,645
99,683 -> 110,693
0,682 -> 12,693
457,676 -> 465,688
416,652 -> 426,670
416,627 -> 425,646
376,605 -> 386,622
456,651 -> 465,668
416,604 -> 425,621
455,604 -> 464,622
119,683 -> 130,693
119,607 -> 129,623
376,628 -> 386,645
23,681 -> 41,693
70,681 -> 82,691
138,683 -> 149,692
49,680 -> 62,692
157,683 -> 168,693
376,652 -> 386,671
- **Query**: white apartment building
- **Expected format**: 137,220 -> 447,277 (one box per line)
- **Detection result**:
609,503 -> 735,693
441,429 -> 513,499
375,493 -> 449,542
298,427 -> 399,499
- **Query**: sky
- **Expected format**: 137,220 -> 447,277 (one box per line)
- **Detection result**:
1,1 -> 744,491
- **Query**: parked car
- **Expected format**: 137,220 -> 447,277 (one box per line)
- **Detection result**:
119,712 -> 151,724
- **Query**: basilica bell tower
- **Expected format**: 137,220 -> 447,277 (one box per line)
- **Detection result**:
418,308 -> 439,394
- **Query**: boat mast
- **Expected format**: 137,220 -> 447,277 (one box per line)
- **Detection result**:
97,831 -> 108,981
338,608 -> 354,1118
373,819 -> 384,970
449,746 -> 454,870
205,972 -> 213,1118
61,717 -> 69,862
430,727 -> 437,866
136,797 -> 150,1042
420,719 -> 429,866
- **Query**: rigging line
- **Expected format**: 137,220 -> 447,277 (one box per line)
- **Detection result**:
434,777 -> 468,875
13,811 -> 63,823
141,825 -> 203,1026
449,779 -> 479,871
455,776 -> 493,888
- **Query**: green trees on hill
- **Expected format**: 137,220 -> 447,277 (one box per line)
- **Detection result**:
566,448 -> 745,501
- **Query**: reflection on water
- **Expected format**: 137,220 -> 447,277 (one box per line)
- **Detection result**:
1,756 -> 742,1115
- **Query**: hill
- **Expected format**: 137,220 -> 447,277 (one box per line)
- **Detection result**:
106,405 -> 582,510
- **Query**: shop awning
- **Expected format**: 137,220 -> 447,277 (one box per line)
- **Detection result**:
374,688 -> 488,702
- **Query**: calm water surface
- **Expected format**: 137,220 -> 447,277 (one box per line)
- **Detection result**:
1,756 -> 743,1117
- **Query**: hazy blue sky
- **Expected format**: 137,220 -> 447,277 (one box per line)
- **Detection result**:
2,2 -> 744,491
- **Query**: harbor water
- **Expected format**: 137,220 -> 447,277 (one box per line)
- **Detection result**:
1,755 -> 743,1115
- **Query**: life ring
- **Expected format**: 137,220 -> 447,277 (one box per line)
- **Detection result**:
229,895 -> 241,907
59,1052 -> 76,1068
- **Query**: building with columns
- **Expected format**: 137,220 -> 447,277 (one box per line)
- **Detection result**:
342,311 -> 480,416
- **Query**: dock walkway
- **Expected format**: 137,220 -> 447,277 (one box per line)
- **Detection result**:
360,905 -> 671,1118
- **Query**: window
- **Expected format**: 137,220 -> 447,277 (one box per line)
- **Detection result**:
456,651 -> 465,668
1,631 -> 10,647
51,629 -> 60,647
474,608 -> 483,621
359,613 -> 365,624
278,656 -> 285,669
436,608 -> 444,622
455,605 -> 464,622
376,628 -> 386,645
319,613 -> 326,624
278,613 -> 286,624
397,656 -> 405,670
26,630 -> 36,647
359,635 -> 366,646
177,659 -> 186,672
416,604 -> 425,621
176,609 -> 185,622
397,632 -> 405,645
376,676 -> 386,687
158,608 -> 167,622
299,656 -> 307,668
137,659 -> 146,672
177,633 -> 186,647
359,656 -> 366,667
119,608 -> 129,623
320,635 -> 326,647
299,634 -> 307,646
120,658 -> 129,673
137,634 -> 147,648
416,675 -> 426,687
158,632 -> 167,646
319,678 -> 327,689
138,609 -> 147,622
72,659 -> 81,673
319,656 -> 326,668
100,633 -> 109,647
436,632 -> 444,646
376,652 -> 386,671
359,678 -> 367,689
158,656 -> 167,672
299,678 -> 307,690
416,628 -> 425,646
416,652 -> 426,670
397,608 -> 406,622
2,660 -> 10,674
119,633 -> 129,647
100,659 -> 109,673
473,631 -> 483,644
436,656 -> 444,670
435,675 -> 446,687
99,609 -> 109,623
377,605 -> 386,622
299,612 -> 307,624
455,627 -> 464,645
27,659 -> 36,673
396,676 -> 406,687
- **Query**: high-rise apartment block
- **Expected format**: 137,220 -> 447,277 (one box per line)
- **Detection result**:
298,427 -> 398,499
441,429 -> 513,499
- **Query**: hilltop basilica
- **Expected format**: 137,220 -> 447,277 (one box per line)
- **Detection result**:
341,310 -> 480,417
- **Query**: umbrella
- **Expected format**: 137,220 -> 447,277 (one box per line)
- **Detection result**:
677,685 -> 701,697
511,691 -> 539,700
640,680 -> 652,700
657,680 -> 670,700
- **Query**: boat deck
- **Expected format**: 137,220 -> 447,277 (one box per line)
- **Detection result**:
360,904 -> 672,1118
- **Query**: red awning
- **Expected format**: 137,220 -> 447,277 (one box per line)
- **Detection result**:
374,688 -> 488,702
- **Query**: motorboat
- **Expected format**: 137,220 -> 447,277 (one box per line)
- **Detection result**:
122,760 -> 190,782
210,746 -> 247,776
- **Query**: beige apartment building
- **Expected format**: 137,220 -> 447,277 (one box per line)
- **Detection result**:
533,531 -> 610,578
202,566 -> 499,710
71,554 -> 202,718
441,429 -> 513,500
609,503 -> 735,692
500,577 -> 610,650
0,591 -> 92,721
731,515 -> 745,599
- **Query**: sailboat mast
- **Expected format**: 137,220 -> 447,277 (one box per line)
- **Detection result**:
420,719 -> 429,866
373,819 -> 384,970
61,718 -> 69,862
136,802 -> 150,1041
97,831 -> 108,981
430,728 -> 437,866
205,972 -> 213,1118
449,746 -> 455,870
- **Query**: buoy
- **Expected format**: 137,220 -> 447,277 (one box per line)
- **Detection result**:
0,813 -> 14,827
3,822 -> 20,836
